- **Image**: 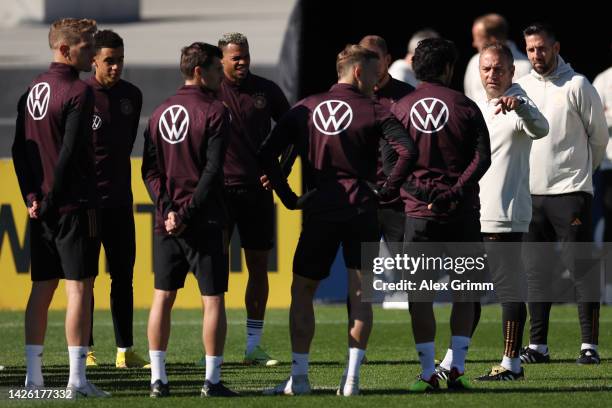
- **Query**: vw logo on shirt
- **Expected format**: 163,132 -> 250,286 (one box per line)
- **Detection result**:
159,105 -> 189,144
27,82 -> 51,121
313,100 -> 353,135
410,97 -> 449,133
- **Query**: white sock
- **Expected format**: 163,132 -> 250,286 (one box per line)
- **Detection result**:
581,343 -> 597,351
415,342 -> 435,381
149,350 -> 167,384
528,344 -> 548,354
246,319 -> 263,355
117,347 -> 130,353
346,348 -> 365,378
439,348 -> 453,370
291,352 -> 309,376
501,355 -> 521,373
67,346 -> 88,388
450,336 -> 471,373
25,345 -> 44,387
205,355 -> 223,384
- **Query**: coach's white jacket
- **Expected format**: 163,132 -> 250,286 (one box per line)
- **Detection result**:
478,84 -> 549,233
464,41 -> 532,102
593,66 -> 612,170
517,56 -> 608,195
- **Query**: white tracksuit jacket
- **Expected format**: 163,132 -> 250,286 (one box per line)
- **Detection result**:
478,84 -> 549,233
517,56 -> 608,195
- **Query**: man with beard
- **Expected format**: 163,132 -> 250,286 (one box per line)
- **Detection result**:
517,23 -> 608,365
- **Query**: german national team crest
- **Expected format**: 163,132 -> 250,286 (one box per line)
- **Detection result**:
313,99 -> 353,135
27,82 -> 51,120
410,97 -> 449,133
159,105 -> 189,144
120,98 -> 134,115
253,93 -> 267,109
92,114 -> 102,130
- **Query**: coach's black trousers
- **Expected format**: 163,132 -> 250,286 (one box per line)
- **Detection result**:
482,232 -> 527,358
523,193 -> 600,346
90,206 -> 136,348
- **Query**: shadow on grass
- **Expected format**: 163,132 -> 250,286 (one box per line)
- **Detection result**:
363,386 -> 612,396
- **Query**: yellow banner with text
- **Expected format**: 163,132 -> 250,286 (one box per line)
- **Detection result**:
0,158 -> 301,310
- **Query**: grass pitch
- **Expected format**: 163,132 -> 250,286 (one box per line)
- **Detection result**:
0,304 -> 610,407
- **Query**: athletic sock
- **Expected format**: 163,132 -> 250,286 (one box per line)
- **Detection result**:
528,344 -> 548,354
439,348 -> 453,370
415,342 -> 435,381
25,345 -> 44,387
149,350 -> 167,384
205,355 -> 223,384
581,343 -> 598,352
67,346 -> 88,388
346,348 -> 365,378
117,347 -> 130,353
291,352 -> 309,376
501,355 -> 521,373
246,319 -> 263,355
450,336 -> 471,373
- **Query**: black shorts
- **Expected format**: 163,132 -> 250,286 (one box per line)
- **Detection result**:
30,209 -> 100,281
293,211 -> 379,281
225,185 -> 274,251
153,225 -> 229,296
403,214 -> 484,302
403,213 -> 482,243
378,207 -> 406,255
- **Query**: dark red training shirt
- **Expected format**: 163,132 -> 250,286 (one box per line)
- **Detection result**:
142,85 -> 230,234
391,81 -> 491,220
375,77 -> 415,208
217,73 -> 290,186
259,83 -> 418,220
86,77 -> 142,208
12,62 -> 97,214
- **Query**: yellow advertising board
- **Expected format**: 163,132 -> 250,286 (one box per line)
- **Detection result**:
0,158 -> 301,310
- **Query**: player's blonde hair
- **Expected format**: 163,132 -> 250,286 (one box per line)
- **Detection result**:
336,44 -> 379,78
218,32 -> 249,50
48,18 -> 97,49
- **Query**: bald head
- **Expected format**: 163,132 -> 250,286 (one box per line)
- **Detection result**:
472,13 -> 509,52
359,35 -> 388,54
358,35 -> 391,84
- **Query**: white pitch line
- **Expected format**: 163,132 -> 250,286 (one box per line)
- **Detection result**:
0,318 -> 610,328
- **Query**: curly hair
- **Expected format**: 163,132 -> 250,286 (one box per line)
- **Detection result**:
412,38 -> 458,82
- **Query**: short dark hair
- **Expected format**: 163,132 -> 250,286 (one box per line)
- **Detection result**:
94,30 -> 123,50
523,22 -> 557,42
336,44 -> 379,78
359,35 -> 388,55
481,43 -> 514,66
180,42 -> 222,79
412,38 -> 458,82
